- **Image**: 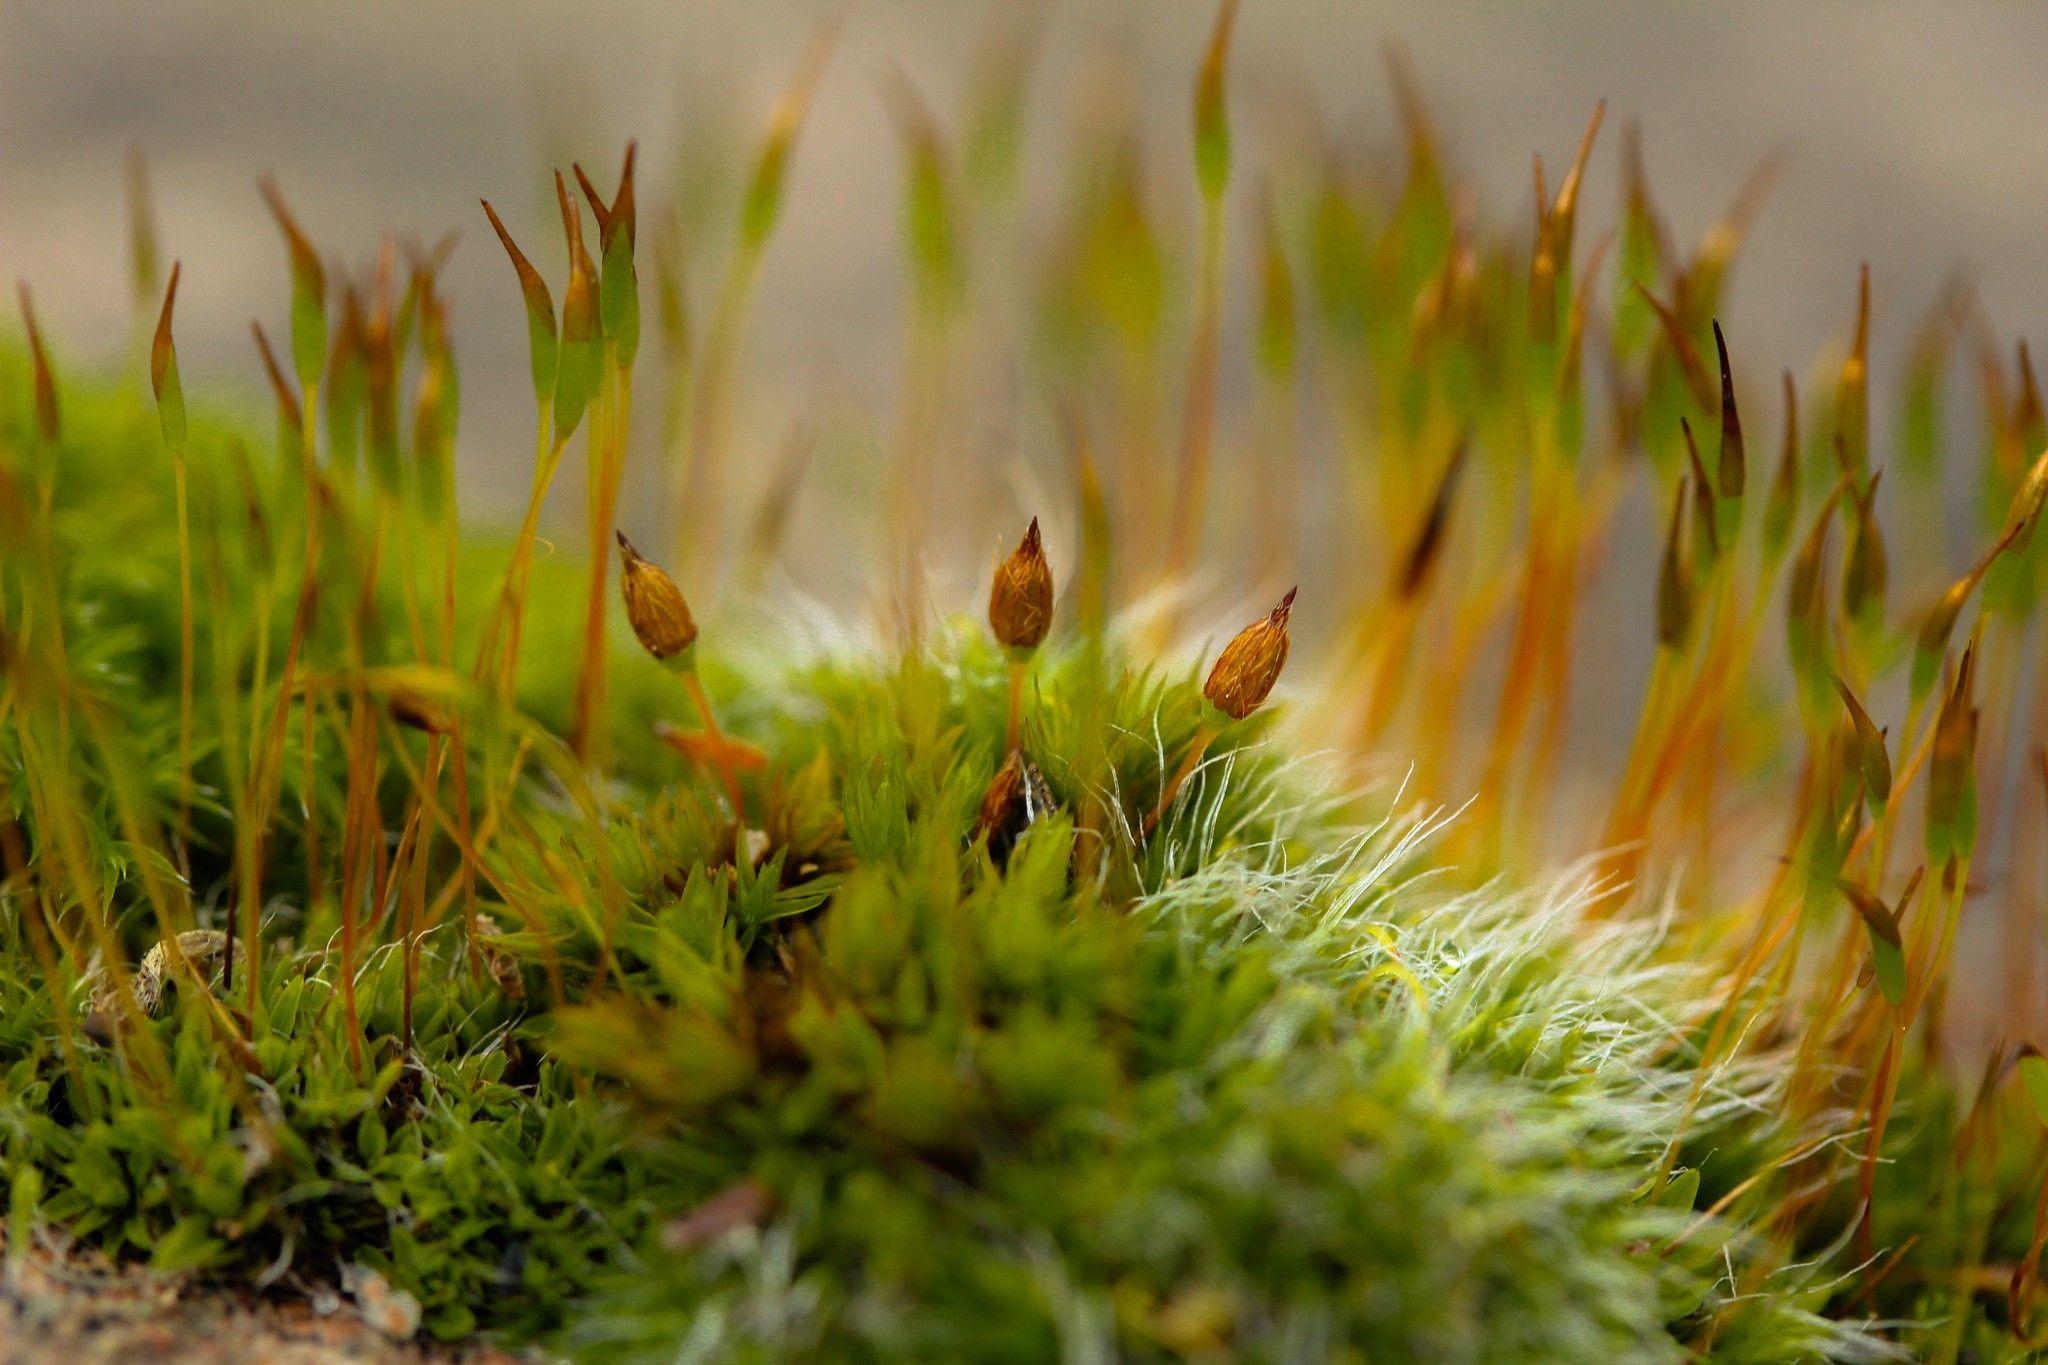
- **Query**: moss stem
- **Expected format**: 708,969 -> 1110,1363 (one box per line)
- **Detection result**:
682,667 -> 746,822
1144,723 -> 1216,839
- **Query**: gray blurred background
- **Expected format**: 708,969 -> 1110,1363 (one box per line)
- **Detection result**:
4,1 -> 2045,531
7,0 -> 2048,775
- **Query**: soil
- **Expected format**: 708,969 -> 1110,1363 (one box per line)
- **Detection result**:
0,1233 -> 522,1365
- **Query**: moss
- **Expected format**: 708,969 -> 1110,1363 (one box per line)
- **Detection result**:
0,359 -> 1925,1361
0,46 -> 2041,1349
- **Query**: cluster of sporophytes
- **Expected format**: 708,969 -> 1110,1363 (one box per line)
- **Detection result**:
6,10 -> 2048,1361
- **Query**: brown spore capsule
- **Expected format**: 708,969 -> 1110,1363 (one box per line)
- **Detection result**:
618,532 -> 699,660
1203,587 -> 1296,720
988,517 -> 1054,653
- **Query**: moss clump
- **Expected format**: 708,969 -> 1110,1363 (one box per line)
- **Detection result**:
0,357 -> 1900,1360
3,33 -> 2045,1346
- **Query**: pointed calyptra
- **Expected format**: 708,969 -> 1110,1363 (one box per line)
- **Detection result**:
17,285 -> 60,446
481,198 -> 558,411
1842,469 -> 1888,629
1554,235 -> 1608,457
1834,263 -> 1870,487
1927,648 -> 1979,885
960,18 -> 1030,204
427,282 -> 460,452
126,148 -> 162,312
741,26 -> 837,254
2018,340 -> 2045,453
229,439 -> 275,575
1680,419 -> 1720,567
360,278 -> 403,494
573,162 -> 614,248
1544,100 -> 1606,288
323,284 -> 368,479
1830,738 -> 1867,859
1996,440 -> 2048,558
1972,322 -> 2018,493
1382,42 -> 1441,193
412,285 -> 458,522
577,141 -> 641,367
1831,672 -> 1891,815
1761,369 -> 1800,567
1656,476 -> 1693,649
1984,393 -> 2048,619
1528,157 -> 1557,346
1795,741 -> 1859,899
1712,320 -> 1745,545
1911,532 -> 2015,709
1836,874 -> 1909,1008
1683,150 -> 1784,318
1898,294 -> 1953,477
391,232 -> 451,358
1400,441 -> 1467,599
1611,121 -> 1669,363
251,322 -> 301,432
881,73 -> 961,314
1192,0 -> 1238,205
551,171 -> 602,442
251,320 -> 304,483
151,262 -> 187,456
2017,1044 -> 2048,1129
1633,281 -> 1713,412
258,176 -> 328,388
1786,476 -> 1847,724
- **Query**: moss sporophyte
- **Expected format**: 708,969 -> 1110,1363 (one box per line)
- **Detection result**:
988,516 -> 1053,751
8,9 -> 2048,1359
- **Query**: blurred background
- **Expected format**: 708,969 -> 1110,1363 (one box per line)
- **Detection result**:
5,1 -> 2048,1019
4,1 -> 2044,544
